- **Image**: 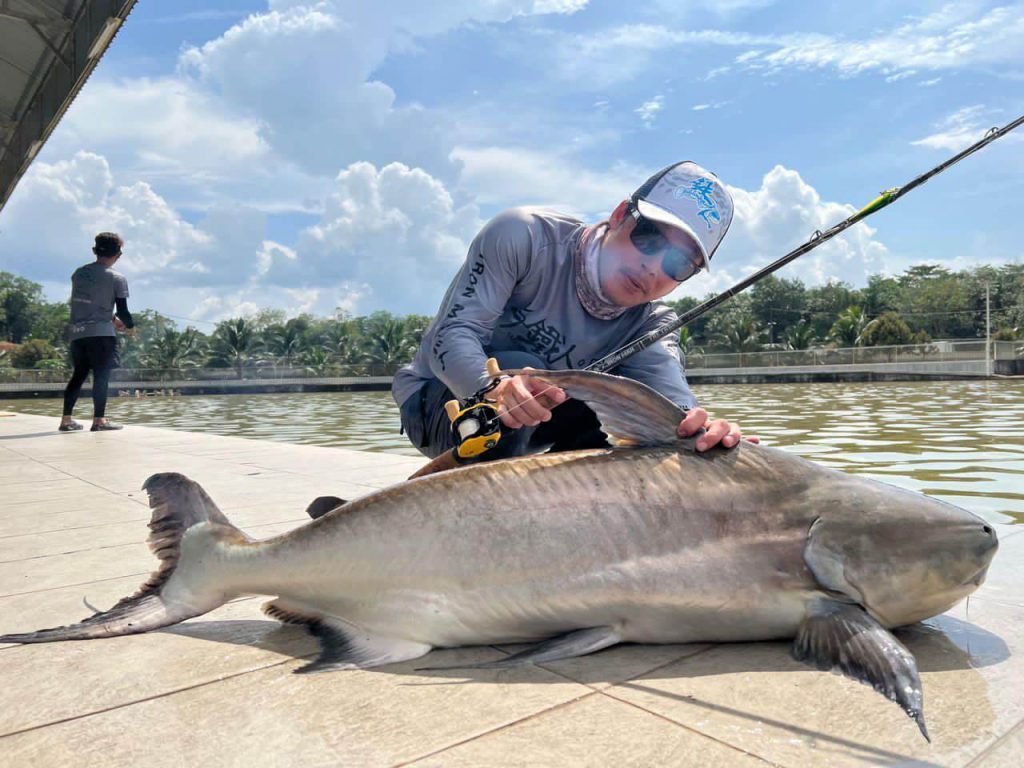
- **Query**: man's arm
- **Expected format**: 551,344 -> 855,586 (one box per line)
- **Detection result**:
113,274 -> 134,331
427,209 -> 536,399
614,306 -> 697,409
616,305 -> 755,451
114,297 -> 134,329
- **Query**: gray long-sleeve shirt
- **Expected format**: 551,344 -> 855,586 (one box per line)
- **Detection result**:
392,207 -> 698,410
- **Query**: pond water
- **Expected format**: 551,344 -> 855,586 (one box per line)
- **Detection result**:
4,379 -> 1022,525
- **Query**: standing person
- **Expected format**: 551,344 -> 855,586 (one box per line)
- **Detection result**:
393,161 -> 755,462
59,232 -> 135,432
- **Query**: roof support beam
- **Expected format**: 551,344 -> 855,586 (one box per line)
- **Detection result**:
0,1 -> 139,212
30,22 -> 72,71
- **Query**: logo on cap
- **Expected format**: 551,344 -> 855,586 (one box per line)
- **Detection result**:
673,179 -> 721,230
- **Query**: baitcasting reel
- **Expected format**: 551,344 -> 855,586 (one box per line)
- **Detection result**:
445,358 -> 504,462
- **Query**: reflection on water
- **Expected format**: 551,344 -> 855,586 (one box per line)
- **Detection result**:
4,379 -> 1022,524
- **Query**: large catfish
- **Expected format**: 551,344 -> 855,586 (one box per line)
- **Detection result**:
0,370 -> 998,740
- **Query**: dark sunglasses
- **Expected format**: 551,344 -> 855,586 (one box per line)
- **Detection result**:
628,205 -> 703,282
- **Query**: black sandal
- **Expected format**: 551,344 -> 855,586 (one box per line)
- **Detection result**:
90,422 -> 124,431
58,421 -> 84,432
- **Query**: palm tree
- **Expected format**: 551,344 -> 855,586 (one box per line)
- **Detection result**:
783,321 -> 817,351
299,346 -> 334,376
265,319 -> 310,368
828,306 -> 870,347
143,327 -> 203,370
677,327 -> 703,356
321,315 -> 362,368
361,315 -> 418,372
209,317 -> 261,378
714,316 -> 765,353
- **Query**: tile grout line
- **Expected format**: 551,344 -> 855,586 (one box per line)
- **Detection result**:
541,646 -> 781,767
392,645 -> 781,768
0,571 -> 150,599
0,595 -> 266,653
0,511 -> 312,541
0,517 -> 309,564
1,441 -> 151,508
964,715 -> 1024,767
595,688 -> 783,767
390,690 -> 603,768
0,653 -> 317,740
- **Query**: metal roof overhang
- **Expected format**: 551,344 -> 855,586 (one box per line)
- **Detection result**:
0,0 -> 137,212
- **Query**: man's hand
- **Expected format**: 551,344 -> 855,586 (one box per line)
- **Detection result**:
676,407 -> 760,451
490,368 -> 567,428
113,317 -> 137,336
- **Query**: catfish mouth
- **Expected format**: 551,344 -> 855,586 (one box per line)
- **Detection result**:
961,561 -> 993,588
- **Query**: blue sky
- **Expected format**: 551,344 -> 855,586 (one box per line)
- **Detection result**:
1,0 -> 1021,326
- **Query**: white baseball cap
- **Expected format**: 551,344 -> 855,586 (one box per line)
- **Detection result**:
630,161 -> 734,271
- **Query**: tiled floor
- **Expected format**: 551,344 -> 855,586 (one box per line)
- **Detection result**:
1,412 -> 1021,766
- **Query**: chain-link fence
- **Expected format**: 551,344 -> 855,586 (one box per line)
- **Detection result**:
686,340 -> 1021,370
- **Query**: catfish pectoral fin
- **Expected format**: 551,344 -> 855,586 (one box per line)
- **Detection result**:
263,600 -> 431,672
416,626 -> 621,671
793,597 -> 929,742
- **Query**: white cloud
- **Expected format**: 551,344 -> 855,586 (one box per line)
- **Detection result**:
911,105 -> 994,152
692,101 -> 730,111
635,95 -> 664,128
452,145 -> 645,218
176,0 -> 590,182
268,161 -> 482,314
742,3 -> 1024,78
669,165 -> 889,299
544,4 -> 1024,88
284,287 -> 321,315
48,77 -> 327,214
0,152 -> 267,292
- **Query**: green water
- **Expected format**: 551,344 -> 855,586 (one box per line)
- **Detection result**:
4,379 -> 1022,525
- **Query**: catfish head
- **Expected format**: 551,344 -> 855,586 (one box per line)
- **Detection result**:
804,484 -> 998,627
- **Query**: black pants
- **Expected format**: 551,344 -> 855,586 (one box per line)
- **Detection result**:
63,336 -> 118,418
399,350 -> 609,461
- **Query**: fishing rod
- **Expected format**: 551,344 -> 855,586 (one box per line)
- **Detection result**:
412,112 -> 1024,477
588,111 -> 1024,373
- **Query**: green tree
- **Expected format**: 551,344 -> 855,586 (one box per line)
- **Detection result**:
750,276 -> 806,340
828,306 -> 870,347
677,327 -> 702,356
702,293 -> 755,351
992,326 -> 1021,341
11,338 -> 59,368
807,280 -> 861,338
265,317 -> 312,367
360,311 -> 418,369
862,274 -> 901,317
714,315 -> 765,353
299,346 -> 334,375
783,320 -> 817,350
898,264 -> 973,338
860,312 -> 914,347
319,311 -> 362,366
0,272 -> 47,343
143,326 -> 204,369
665,295 -> 710,346
209,317 -> 262,378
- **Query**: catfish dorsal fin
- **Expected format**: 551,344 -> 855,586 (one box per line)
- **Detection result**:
503,368 -> 686,446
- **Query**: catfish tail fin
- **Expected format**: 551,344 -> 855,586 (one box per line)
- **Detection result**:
0,472 -> 247,644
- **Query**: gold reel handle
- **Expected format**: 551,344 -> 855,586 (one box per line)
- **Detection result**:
444,400 -> 460,423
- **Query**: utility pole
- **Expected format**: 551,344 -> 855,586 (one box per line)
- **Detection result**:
986,284 -> 992,377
